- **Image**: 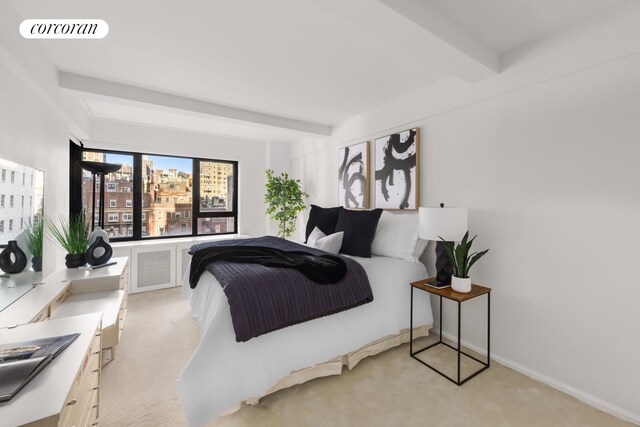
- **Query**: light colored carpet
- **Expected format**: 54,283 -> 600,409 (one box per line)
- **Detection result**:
100,287 -> 630,427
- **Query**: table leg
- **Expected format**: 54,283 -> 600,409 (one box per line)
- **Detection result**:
410,286 -> 414,355
457,301 -> 461,385
487,292 -> 491,367
439,295 -> 443,345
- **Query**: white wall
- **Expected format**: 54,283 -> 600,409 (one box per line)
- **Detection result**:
88,120 -> 285,238
291,7 -> 640,423
0,62 -> 70,275
265,141 -> 292,235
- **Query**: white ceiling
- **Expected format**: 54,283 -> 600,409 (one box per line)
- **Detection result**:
9,0 -> 629,141
424,0 -> 627,52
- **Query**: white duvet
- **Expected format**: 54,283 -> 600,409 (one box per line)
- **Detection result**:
177,255 -> 433,426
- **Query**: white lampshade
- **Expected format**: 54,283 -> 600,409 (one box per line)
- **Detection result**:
419,206 -> 468,242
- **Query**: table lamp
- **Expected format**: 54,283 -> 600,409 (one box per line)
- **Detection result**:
419,204 -> 468,287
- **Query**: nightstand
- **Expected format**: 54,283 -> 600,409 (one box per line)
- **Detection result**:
409,278 -> 491,385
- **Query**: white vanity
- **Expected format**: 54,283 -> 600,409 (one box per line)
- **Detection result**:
0,257 -> 129,426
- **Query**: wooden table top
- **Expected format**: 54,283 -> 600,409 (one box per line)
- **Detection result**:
410,278 -> 491,302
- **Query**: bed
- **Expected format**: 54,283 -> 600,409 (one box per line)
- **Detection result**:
177,245 -> 433,426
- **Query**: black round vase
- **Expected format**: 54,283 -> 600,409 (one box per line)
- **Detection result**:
31,256 -> 42,272
0,240 -> 28,274
65,253 -> 86,268
86,236 -> 113,266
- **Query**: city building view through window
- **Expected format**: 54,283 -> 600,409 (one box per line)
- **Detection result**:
82,151 -> 134,238
81,151 -> 236,239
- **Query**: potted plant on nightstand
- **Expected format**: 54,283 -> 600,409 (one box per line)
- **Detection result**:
25,215 -> 44,271
441,231 -> 489,293
46,212 -> 91,268
264,169 -> 309,239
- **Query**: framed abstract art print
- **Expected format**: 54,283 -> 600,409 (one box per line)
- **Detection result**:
374,128 -> 420,210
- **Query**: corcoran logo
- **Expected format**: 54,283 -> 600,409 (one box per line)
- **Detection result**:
19,19 -> 109,39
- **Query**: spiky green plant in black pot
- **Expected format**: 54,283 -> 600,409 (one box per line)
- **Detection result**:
46,212 -> 91,268
25,215 -> 44,271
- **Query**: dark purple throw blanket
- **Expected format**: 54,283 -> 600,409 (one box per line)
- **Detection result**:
190,236 -> 373,342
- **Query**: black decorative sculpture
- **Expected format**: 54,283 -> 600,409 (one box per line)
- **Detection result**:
0,240 -> 28,274
86,236 -> 113,266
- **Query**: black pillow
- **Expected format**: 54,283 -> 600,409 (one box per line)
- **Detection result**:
335,208 -> 383,257
305,205 -> 342,243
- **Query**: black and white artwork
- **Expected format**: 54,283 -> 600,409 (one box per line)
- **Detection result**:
375,128 -> 419,210
338,141 -> 369,209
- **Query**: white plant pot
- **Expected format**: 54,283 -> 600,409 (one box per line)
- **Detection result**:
451,276 -> 472,293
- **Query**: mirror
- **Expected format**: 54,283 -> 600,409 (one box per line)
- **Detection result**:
0,157 -> 45,313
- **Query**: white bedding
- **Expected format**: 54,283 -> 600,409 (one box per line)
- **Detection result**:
177,255 -> 433,426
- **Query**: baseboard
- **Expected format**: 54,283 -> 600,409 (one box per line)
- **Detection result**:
435,331 -> 640,425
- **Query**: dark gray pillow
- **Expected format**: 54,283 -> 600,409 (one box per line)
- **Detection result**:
335,208 -> 383,257
305,205 -> 342,243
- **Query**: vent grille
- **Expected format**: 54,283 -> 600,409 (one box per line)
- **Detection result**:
137,250 -> 172,288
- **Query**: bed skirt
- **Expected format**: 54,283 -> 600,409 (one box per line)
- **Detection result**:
219,324 -> 431,414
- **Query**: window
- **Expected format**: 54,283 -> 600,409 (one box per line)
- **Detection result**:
1,169 -> 4,182
0,195 -> 4,207
8,219 -> 13,231
9,196 -> 14,208
79,151 -> 134,238
70,145 -> 238,241
10,171 -> 15,183
0,220 -> 3,233
21,196 -> 24,207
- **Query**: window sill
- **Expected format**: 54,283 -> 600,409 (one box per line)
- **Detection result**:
110,233 -> 250,248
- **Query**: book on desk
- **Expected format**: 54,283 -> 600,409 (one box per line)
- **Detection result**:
0,333 -> 79,402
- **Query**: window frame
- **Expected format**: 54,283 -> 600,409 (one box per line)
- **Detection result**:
69,143 -> 239,242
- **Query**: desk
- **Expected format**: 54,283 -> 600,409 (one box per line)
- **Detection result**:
0,258 -> 129,361
0,313 -> 102,426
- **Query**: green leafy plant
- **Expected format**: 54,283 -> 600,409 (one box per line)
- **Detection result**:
265,169 -> 309,238
25,215 -> 44,257
441,231 -> 489,279
46,212 -> 91,255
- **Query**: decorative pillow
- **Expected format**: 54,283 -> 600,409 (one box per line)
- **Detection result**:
371,211 -> 420,261
335,208 -> 383,257
307,227 -> 344,255
305,205 -> 342,243
307,226 -> 326,247
413,238 -> 429,260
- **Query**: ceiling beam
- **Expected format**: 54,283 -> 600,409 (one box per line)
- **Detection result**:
311,0 -> 500,82
58,72 -> 332,137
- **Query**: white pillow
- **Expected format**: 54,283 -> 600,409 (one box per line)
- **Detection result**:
413,238 -> 428,260
307,226 -> 326,247
371,211 -> 419,261
307,226 -> 344,255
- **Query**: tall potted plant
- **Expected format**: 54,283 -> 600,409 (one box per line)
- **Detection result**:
46,212 -> 91,268
264,169 -> 309,239
25,215 -> 44,271
441,231 -> 489,293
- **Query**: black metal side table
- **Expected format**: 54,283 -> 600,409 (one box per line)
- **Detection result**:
409,278 -> 491,386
